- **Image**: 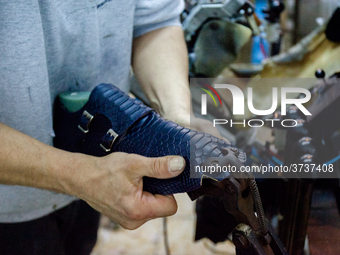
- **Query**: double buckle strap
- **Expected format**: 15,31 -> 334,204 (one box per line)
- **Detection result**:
77,110 -> 119,153
100,129 -> 119,152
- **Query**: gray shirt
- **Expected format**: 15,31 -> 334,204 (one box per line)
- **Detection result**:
0,0 -> 184,222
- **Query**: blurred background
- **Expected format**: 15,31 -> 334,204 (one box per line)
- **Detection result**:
94,0 -> 340,254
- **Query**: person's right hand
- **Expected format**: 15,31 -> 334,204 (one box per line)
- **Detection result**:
67,152 -> 185,230
0,123 -> 184,230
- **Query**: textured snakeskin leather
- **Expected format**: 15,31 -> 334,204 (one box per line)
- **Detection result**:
53,84 -> 245,195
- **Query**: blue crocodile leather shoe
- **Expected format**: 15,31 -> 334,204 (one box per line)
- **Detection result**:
53,84 -> 245,198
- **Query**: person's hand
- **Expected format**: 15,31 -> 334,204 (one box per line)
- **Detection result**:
0,123 -> 185,230
69,153 -> 185,230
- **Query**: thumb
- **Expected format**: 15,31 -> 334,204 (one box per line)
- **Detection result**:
144,156 -> 185,179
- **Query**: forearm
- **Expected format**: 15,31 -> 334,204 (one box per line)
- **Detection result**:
131,26 -> 223,138
0,122 -> 91,195
0,122 -> 184,229
132,26 -> 191,122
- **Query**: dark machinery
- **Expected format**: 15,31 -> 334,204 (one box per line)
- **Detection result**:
244,73 -> 340,254
193,73 -> 340,254
189,154 -> 288,255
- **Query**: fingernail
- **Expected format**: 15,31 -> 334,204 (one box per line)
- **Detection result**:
169,157 -> 185,172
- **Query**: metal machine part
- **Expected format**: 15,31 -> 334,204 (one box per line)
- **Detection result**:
189,151 -> 287,255
182,0 -> 256,41
268,75 -> 340,254
262,0 -> 284,55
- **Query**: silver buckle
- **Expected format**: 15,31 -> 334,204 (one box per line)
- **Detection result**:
100,129 -> 119,152
78,110 -> 94,133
